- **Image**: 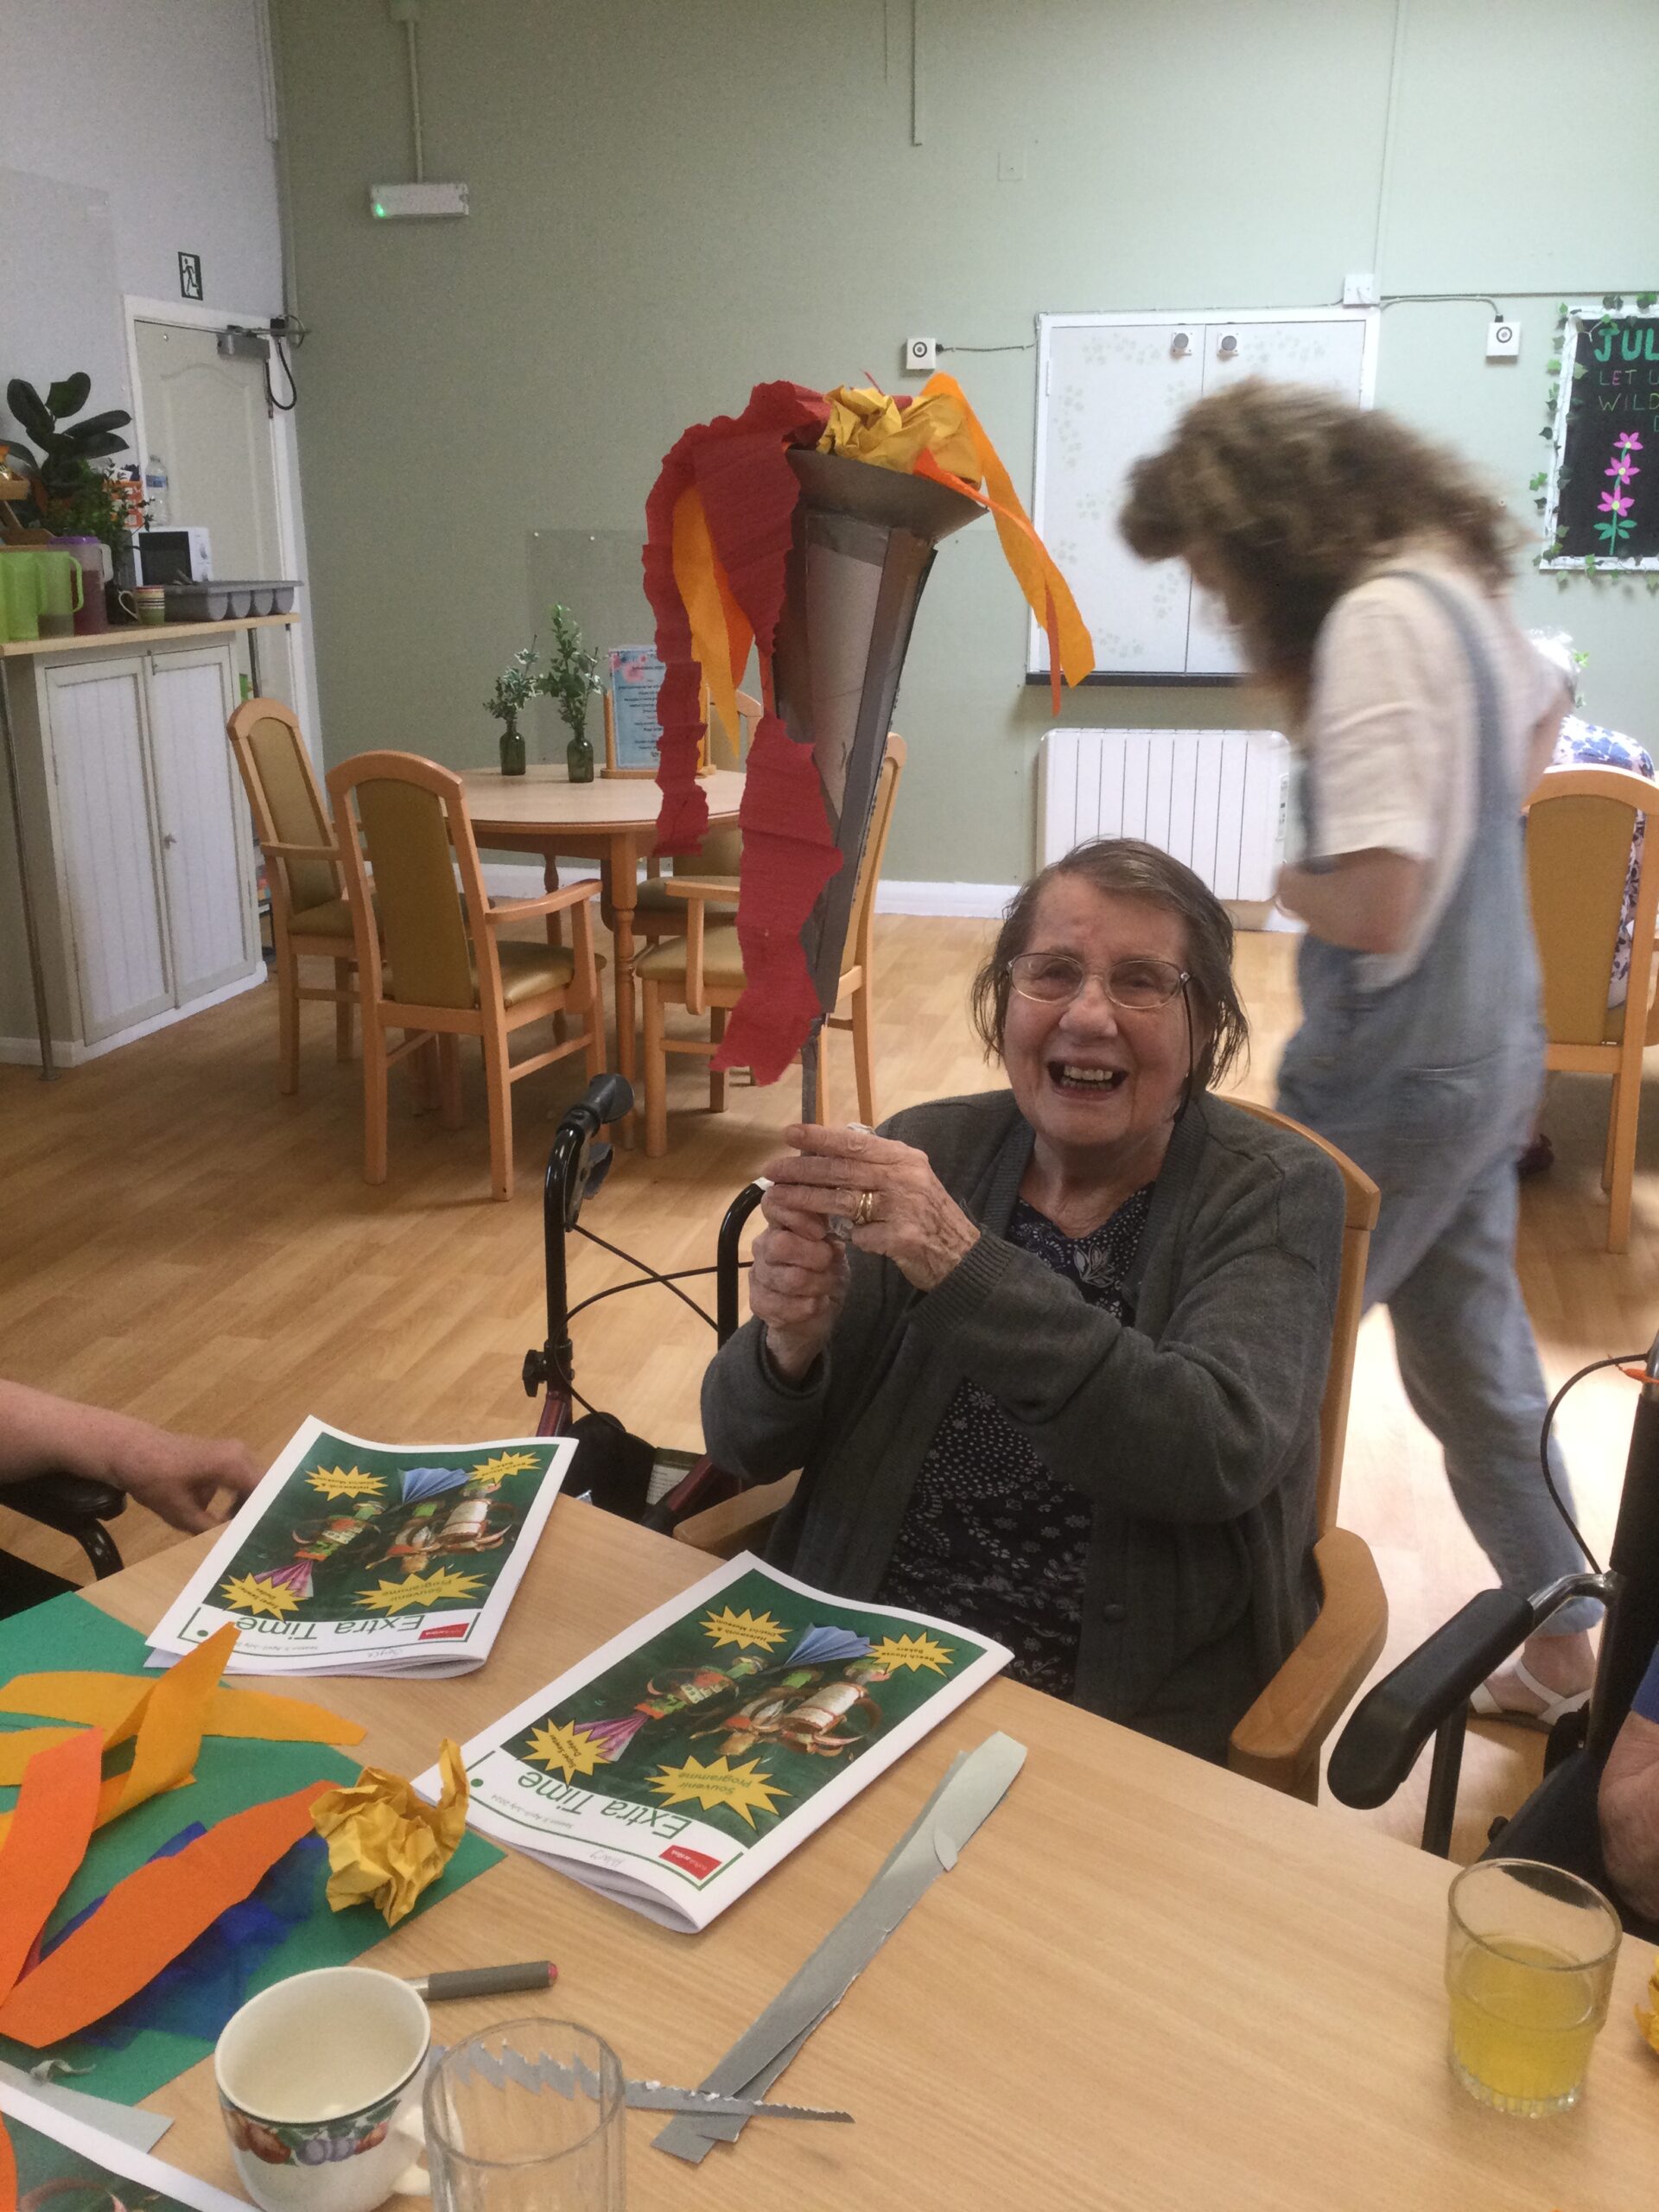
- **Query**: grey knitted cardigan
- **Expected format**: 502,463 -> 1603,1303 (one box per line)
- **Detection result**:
701,1089 -> 1345,1761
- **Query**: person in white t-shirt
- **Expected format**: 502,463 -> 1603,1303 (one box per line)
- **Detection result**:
1120,381 -> 1595,1727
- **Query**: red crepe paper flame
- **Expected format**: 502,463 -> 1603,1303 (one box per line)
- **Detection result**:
640,372 -> 1091,1087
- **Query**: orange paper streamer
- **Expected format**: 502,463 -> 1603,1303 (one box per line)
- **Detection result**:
0,1730 -> 102,2004
0,1672 -> 365,1760
0,1780 -> 332,2048
0,1624 -> 240,1847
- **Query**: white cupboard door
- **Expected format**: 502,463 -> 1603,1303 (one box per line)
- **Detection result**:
144,648 -> 256,1000
1183,317 -> 1370,675
1034,322 -> 1203,677
41,661 -> 173,1041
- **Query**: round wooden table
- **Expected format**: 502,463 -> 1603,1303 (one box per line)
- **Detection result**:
461,766 -> 745,1116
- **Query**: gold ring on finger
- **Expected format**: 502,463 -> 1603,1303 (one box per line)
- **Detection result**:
852,1188 -> 879,1229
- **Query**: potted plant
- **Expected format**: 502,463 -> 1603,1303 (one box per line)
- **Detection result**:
3,373 -> 131,556
537,603 -> 602,785
484,645 -> 539,777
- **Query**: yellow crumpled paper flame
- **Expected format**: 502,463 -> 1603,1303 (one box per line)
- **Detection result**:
819,385 -> 983,483
1635,1951 -> 1659,2054
310,1738 -> 469,1928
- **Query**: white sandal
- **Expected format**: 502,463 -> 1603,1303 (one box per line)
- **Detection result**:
1469,1656 -> 1592,1734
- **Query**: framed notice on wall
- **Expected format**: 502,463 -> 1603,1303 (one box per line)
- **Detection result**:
1541,308 -> 1659,571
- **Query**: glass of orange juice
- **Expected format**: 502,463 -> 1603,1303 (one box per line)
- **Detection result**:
1446,1859 -> 1622,2116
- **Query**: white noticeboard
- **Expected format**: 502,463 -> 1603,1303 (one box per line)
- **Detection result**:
1031,308 -> 1380,682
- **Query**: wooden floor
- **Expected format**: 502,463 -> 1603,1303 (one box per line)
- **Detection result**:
3,918 -> 1653,1859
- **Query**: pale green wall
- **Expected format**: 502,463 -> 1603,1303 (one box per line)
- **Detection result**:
272,0 -> 1659,885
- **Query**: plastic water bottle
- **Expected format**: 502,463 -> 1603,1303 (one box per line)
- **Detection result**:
143,454 -> 168,526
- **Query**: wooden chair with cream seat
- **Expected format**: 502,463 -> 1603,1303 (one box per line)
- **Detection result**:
326,750 -> 605,1202
226,697 -> 363,1093
638,733 -> 905,1157
675,1097 -> 1386,1806
609,688 -> 761,951
1525,764 -> 1659,1255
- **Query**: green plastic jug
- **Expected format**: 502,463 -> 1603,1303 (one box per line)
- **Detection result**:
0,549 -> 41,643
31,548 -> 85,639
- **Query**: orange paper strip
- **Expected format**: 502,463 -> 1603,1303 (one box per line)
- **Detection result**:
0,1780 -> 332,2048
0,1731 -> 103,2005
0,1730 -> 82,1785
918,372 -> 1093,696
672,486 -> 747,767
0,1673 -> 365,1749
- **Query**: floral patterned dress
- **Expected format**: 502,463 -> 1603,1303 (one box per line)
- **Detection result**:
874,1186 -> 1152,1699
1548,715 -> 1656,1004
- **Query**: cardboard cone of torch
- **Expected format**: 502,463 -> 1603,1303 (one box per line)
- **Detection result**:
643,377 -> 1091,1118
774,449 -> 983,1117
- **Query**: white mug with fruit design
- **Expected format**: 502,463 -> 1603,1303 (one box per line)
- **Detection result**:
214,1967 -> 430,2212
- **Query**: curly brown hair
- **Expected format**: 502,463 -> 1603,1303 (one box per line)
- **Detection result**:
969,838 -> 1249,1092
1118,379 -> 1523,702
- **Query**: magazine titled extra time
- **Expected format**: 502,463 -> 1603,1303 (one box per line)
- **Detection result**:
421,1553 -> 1010,1931
147,1417 -> 574,1676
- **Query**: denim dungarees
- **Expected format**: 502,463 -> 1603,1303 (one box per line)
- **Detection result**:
1277,569 -> 1592,1621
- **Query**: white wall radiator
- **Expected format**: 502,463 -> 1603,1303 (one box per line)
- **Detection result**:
1039,728 -> 1291,902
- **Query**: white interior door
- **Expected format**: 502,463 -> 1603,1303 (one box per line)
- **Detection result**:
43,660 -> 173,1041
134,318 -> 302,711
145,645 -> 257,1000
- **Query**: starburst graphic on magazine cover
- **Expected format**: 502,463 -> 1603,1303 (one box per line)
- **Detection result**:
646,1753 -> 790,1827
354,1567 -> 486,1614
220,1573 -> 301,1618
700,1605 -> 790,1652
305,1465 -> 386,1502
468,1451 -> 541,1484
868,1630 -> 956,1675
524,1719 -> 607,1783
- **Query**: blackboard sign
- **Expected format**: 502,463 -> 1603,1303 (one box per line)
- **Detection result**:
1541,310 -> 1659,569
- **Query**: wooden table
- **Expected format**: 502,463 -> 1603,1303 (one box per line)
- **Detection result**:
461,768 -> 745,1106
85,1506 -> 1651,2210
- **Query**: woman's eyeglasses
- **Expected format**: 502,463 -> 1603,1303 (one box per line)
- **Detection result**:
1006,952 -> 1190,1011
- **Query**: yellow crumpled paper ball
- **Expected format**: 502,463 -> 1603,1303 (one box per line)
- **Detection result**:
818,385 -> 982,485
310,1738 -> 469,1927
1635,1951 -> 1659,2055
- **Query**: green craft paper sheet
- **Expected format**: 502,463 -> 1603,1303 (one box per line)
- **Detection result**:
0,1593 -> 503,2104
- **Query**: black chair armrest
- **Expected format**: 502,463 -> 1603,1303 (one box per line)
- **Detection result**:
4,1471 -> 127,1533
1328,1588 -> 1532,1810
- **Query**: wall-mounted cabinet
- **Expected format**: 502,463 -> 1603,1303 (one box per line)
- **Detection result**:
1030,308 -> 1379,683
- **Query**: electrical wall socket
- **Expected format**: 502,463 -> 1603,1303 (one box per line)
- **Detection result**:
1342,272 -> 1377,307
902,335 -> 938,374
1486,318 -> 1522,360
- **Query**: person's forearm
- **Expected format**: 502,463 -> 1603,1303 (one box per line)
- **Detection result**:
1276,852 -> 1424,953
0,1380 -> 132,1484
701,1321 -> 832,1483
906,1235 -> 1333,1524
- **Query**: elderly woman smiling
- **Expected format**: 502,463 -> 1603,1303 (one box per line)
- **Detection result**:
701,839 -> 1347,1761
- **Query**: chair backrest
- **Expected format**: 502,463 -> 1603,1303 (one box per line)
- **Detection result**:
1226,1098 -> 1378,1534
226,697 -> 340,917
324,751 -> 495,1013
1525,765 -> 1659,1047
839,733 -> 906,982
676,687 -> 761,874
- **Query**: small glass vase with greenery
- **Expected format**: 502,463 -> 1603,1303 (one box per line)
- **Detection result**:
537,603 -> 603,785
485,645 -> 539,776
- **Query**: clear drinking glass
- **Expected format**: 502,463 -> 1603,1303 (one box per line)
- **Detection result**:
424,2019 -> 625,2212
1445,1859 -> 1622,2116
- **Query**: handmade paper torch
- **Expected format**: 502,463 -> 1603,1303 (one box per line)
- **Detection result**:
644,375 -> 1092,1114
